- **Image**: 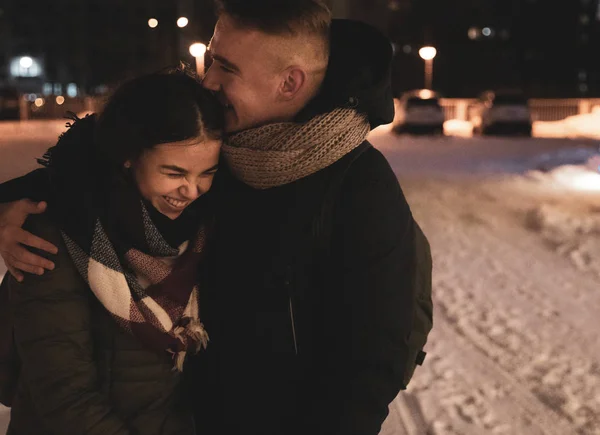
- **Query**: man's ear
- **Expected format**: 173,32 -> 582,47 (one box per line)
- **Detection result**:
279,67 -> 307,100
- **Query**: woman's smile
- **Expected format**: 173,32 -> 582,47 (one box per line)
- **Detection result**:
163,195 -> 190,209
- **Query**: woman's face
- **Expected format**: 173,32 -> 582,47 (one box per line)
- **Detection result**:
127,136 -> 221,219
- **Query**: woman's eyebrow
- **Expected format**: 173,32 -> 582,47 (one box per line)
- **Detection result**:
160,165 -> 187,173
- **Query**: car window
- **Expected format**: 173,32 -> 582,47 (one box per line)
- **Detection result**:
493,95 -> 528,105
407,98 -> 440,108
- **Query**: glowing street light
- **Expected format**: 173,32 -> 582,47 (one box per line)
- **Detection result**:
177,17 -> 189,28
189,42 -> 207,77
19,56 -> 33,69
148,18 -> 158,29
418,46 -> 437,89
56,96 -> 65,105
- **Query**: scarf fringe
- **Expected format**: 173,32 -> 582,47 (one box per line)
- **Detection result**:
172,319 -> 209,372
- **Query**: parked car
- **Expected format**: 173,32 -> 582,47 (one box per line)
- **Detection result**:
470,91 -> 532,136
393,89 -> 445,134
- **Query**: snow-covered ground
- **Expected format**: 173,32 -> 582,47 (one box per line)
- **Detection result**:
369,126 -> 600,435
444,105 -> 600,141
2,119 -> 600,434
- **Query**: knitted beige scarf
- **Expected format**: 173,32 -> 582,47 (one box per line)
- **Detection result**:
222,108 -> 370,189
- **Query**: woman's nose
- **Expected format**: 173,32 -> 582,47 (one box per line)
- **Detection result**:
180,182 -> 201,200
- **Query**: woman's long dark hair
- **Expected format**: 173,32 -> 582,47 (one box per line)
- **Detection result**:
39,65 -> 225,189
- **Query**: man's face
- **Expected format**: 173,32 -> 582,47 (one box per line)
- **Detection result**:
203,16 -> 286,133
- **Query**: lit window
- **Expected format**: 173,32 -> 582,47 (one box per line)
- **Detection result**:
67,83 -> 78,98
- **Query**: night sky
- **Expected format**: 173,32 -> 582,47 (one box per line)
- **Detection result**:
1,0 -> 599,98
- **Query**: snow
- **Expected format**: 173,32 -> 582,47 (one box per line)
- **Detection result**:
369,127 -> 600,434
376,173 -> 600,434
0,120 -> 64,184
534,106 -> 600,140
2,120 -> 600,434
443,119 -> 474,137
434,104 -> 600,141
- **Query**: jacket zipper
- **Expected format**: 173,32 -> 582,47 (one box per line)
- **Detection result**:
289,297 -> 298,355
285,266 -> 298,355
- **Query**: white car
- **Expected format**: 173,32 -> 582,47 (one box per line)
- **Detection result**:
393,89 -> 445,135
470,91 -> 532,136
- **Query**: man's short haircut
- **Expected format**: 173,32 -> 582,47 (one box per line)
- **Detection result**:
214,0 -> 331,56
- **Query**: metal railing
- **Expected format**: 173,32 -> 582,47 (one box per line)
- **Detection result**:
439,98 -> 600,122
9,95 -> 600,124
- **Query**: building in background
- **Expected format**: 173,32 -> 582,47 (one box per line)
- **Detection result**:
1,0 -> 599,101
517,0 -> 600,97
339,0 -> 600,98
0,0 -> 217,98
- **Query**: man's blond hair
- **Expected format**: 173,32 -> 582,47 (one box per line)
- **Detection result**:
214,0 -> 332,64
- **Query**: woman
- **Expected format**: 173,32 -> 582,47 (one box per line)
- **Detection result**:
6,67 -> 224,435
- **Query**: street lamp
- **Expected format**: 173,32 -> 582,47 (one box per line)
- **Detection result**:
189,43 -> 207,77
148,18 -> 158,29
418,46 -> 437,90
177,17 -> 189,28
19,56 -> 33,68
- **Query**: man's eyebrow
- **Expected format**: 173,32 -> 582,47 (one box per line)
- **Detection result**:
160,165 -> 187,173
207,49 -> 240,73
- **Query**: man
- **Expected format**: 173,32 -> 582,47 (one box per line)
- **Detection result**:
0,1 -> 433,434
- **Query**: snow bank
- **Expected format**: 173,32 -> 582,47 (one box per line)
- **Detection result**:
534,107 -> 600,139
524,198 -> 600,280
443,119 -> 474,137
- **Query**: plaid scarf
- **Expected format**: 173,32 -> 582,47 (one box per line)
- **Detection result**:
40,114 -> 209,371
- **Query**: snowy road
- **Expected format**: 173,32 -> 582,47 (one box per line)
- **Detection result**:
373,129 -> 600,435
1,121 -> 600,434
379,176 -> 600,435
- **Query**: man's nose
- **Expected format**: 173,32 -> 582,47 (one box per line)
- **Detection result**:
202,65 -> 220,92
